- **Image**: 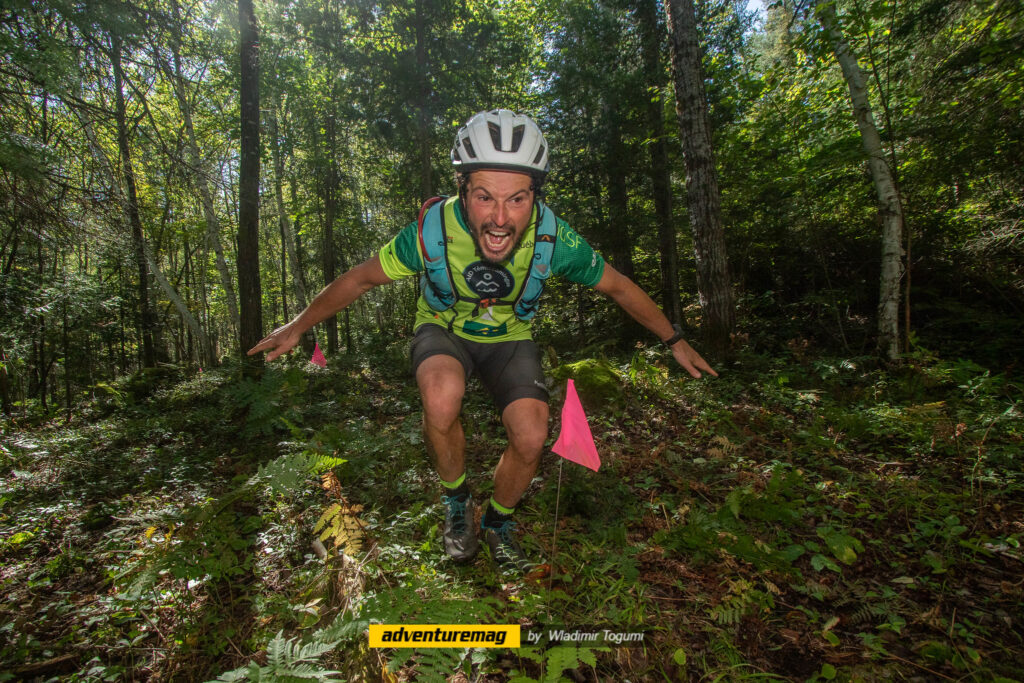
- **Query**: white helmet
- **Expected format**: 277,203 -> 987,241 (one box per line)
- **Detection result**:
451,109 -> 549,177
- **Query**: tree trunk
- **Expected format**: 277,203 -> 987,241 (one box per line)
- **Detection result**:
268,108 -> 289,323
166,12 -> 241,339
63,295 -> 71,422
414,0 -> 433,199
636,0 -> 683,326
111,34 -> 156,368
144,246 -> 214,367
817,0 -> 905,360
604,102 -> 636,282
0,346 -> 11,416
664,0 -> 735,353
603,101 -> 644,343
289,179 -> 315,355
323,115 -> 339,355
237,0 -> 263,372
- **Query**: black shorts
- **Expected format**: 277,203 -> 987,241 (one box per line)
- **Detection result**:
410,324 -> 549,414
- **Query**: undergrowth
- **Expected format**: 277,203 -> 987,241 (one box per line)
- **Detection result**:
1,342 -> 1022,681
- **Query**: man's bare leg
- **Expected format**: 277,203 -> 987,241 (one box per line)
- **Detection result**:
416,354 -> 478,561
492,397 -> 550,510
481,397 -> 549,572
415,354 -> 467,481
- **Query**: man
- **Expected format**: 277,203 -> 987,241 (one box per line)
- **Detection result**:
249,109 -> 716,574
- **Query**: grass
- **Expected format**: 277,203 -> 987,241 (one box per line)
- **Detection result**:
1,341 -> 1022,681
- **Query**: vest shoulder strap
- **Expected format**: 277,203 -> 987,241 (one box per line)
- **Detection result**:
513,203 -> 557,321
418,198 -> 558,322
417,196 -> 457,313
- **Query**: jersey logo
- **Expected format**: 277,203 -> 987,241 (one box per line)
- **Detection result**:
418,197 -> 557,322
464,262 -> 515,298
462,320 -> 509,337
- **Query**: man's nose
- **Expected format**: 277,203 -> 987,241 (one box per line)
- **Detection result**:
493,201 -> 508,225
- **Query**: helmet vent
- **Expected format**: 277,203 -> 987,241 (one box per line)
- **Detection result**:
487,122 -> 503,150
511,125 -> 525,152
450,109 -> 548,176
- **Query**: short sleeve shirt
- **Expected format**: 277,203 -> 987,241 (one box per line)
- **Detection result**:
378,199 -> 606,341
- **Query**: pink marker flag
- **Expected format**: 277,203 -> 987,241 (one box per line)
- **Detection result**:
551,379 -> 601,471
310,342 -> 327,368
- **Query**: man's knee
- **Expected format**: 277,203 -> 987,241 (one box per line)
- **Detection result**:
417,355 -> 465,431
422,397 -> 462,432
503,399 -> 549,461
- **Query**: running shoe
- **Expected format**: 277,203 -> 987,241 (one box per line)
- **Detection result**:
442,494 -> 479,562
483,519 -> 533,575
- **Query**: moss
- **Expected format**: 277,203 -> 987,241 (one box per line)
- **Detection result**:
551,358 -> 624,413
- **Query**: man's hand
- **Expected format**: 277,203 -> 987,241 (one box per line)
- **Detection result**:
247,255 -> 393,362
248,323 -> 302,361
595,264 -> 721,379
670,338 -> 718,379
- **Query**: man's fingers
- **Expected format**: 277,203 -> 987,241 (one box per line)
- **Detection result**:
247,340 -> 269,356
694,356 -> 719,377
247,331 -> 295,360
673,343 -> 718,379
247,334 -> 279,356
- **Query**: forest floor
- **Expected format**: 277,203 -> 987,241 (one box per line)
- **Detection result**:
1,340 -> 1022,682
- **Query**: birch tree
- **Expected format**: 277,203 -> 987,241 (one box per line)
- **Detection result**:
816,0 -> 904,360
159,2 -> 241,337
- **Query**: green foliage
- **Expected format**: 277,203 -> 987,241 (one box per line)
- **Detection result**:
255,450 -> 346,499
3,0 -> 1024,678
228,369 -> 308,437
709,579 -> 776,627
213,630 -> 343,682
509,645 -> 603,683
550,359 -> 624,413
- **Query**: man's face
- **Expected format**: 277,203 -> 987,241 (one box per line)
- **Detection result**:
463,170 -> 535,265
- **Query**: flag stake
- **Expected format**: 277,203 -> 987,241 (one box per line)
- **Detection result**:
549,458 -> 564,592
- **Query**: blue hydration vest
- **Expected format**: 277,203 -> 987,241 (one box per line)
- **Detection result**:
416,196 -> 557,321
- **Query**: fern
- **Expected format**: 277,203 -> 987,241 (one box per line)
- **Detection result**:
709,579 -> 776,627
508,645 -> 605,683
314,501 -> 366,554
253,451 -> 347,498
211,630 -> 342,682
228,368 -> 307,436
406,648 -> 467,683
542,646 -> 594,683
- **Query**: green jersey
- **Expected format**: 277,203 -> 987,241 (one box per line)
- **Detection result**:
378,198 -> 606,342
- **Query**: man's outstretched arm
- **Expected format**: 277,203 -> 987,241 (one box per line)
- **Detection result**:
248,255 -> 394,361
594,264 -> 718,378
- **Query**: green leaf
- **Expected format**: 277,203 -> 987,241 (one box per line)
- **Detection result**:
811,553 -> 841,573
817,526 -> 863,565
673,648 -> 687,666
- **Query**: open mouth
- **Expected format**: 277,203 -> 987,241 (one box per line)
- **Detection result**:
482,226 -> 513,255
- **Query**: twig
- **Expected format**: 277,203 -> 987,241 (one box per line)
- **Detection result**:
885,653 -> 955,681
11,653 -> 79,677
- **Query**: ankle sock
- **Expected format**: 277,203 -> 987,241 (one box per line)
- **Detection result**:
440,473 -> 469,500
482,497 -> 515,528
